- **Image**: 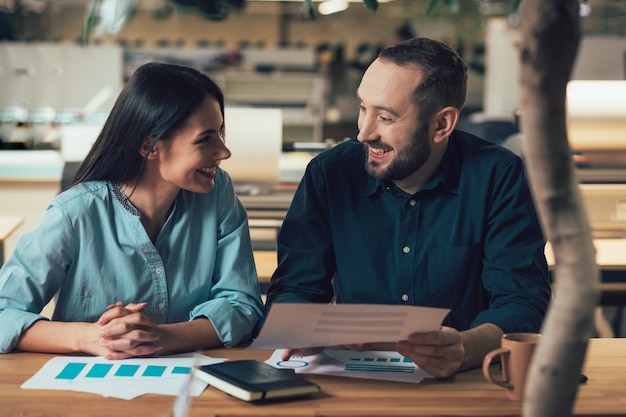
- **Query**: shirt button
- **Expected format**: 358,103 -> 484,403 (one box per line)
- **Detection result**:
156,268 -> 162,274
158,303 -> 166,309
401,294 -> 409,302
409,199 -> 416,207
402,246 -> 410,254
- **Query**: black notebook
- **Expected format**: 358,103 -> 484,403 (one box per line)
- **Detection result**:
194,360 -> 320,402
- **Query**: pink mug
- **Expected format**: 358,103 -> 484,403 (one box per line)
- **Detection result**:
482,333 -> 541,401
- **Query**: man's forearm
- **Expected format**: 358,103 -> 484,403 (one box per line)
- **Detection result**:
460,323 -> 504,371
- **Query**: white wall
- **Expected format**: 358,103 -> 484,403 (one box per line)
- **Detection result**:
0,43 -> 123,113
572,36 -> 626,80
481,19 -> 626,119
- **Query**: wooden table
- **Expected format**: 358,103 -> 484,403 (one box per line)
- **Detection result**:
1,338 -> 625,416
0,215 -> 23,265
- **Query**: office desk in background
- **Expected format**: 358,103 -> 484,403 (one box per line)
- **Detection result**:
545,239 -> 626,306
0,216 -> 23,266
0,338 -> 624,417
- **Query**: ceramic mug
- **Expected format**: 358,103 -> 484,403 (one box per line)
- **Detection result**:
482,332 -> 541,401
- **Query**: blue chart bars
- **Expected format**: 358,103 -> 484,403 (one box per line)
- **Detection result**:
22,355 -> 212,399
344,354 -> 416,373
56,362 -> 87,380
55,362 -> 192,380
116,364 -> 140,377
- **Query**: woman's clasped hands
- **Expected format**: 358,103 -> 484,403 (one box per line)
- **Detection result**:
96,301 -> 163,360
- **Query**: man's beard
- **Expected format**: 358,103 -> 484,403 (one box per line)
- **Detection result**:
364,122 -> 431,182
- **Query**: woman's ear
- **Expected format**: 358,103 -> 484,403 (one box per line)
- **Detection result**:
432,106 -> 459,143
139,136 -> 158,159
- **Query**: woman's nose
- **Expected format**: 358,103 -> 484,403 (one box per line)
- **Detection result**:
217,141 -> 232,160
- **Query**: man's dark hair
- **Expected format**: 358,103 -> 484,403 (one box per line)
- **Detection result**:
379,37 -> 468,121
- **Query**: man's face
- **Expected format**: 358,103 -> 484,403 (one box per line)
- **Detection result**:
356,58 -> 433,182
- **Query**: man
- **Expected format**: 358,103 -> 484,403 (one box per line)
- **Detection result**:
265,37 -> 551,379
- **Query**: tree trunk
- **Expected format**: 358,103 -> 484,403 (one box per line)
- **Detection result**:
518,1 -> 600,416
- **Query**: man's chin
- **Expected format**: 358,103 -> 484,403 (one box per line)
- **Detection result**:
366,160 -> 385,176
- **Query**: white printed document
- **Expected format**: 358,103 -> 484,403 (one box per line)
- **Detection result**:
21,353 -> 224,400
266,349 -> 433,384
249,303 -> 450,350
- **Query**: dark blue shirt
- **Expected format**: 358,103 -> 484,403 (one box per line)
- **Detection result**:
266,131 -> 551,334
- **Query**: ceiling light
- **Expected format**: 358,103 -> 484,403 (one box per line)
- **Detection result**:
318,0 -> 348,15
579,3 -> 592,17
250,0 -> 391,2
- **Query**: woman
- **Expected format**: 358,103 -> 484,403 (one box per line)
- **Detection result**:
0,62 -> 264,359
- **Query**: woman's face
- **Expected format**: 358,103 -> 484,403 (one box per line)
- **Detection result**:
153,96 -> 231,193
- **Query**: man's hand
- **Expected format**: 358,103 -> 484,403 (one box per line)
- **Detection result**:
396,326 -> 464,379
97,301 -> 162,360
281,323 -> 501,380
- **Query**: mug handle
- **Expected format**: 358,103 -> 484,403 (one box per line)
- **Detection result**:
482,347 -> 513,389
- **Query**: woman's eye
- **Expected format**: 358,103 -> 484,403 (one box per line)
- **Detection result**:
198,135 -> 215,144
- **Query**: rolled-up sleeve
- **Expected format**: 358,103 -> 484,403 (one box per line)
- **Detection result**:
0,175 -> 265,353
190,173 -> 264,347
0,205 -> 73,353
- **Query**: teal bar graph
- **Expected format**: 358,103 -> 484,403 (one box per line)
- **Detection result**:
56,363 -> 87,380
172,366 -> 191,375
54,362 -> 190,381
344,354 -> 415,373
115,364 -> 140,377
86,364 -> 113,378
142,365 -> 166,377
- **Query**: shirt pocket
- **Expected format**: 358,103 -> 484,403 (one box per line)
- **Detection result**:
426,243 -> 483,303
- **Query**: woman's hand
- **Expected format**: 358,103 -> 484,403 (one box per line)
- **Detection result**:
96,301 -> 162,360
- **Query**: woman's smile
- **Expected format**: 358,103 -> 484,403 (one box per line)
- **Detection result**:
197,165 -> 218,179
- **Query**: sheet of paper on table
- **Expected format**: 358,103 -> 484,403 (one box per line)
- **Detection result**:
21,353 -> 225,400
266,349 -> 432,383
249,303 -> 450,350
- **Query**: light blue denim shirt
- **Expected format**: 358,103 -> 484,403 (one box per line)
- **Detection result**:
0,170 -> 264,353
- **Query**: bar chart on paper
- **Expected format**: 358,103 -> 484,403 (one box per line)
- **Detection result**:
21,354 -> 223,399
267,349 -> 429,384
325,351 -> 416,373
55,361 -> 192,380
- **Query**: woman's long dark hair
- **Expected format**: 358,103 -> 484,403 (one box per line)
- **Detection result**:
71,62 -> 225,187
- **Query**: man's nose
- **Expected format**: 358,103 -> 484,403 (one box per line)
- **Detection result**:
357,115 -> 377,143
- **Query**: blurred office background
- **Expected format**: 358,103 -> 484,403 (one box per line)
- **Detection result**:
1,0 -> 626,331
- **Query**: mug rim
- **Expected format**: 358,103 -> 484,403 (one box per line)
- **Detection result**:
502,332 -> 541,343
